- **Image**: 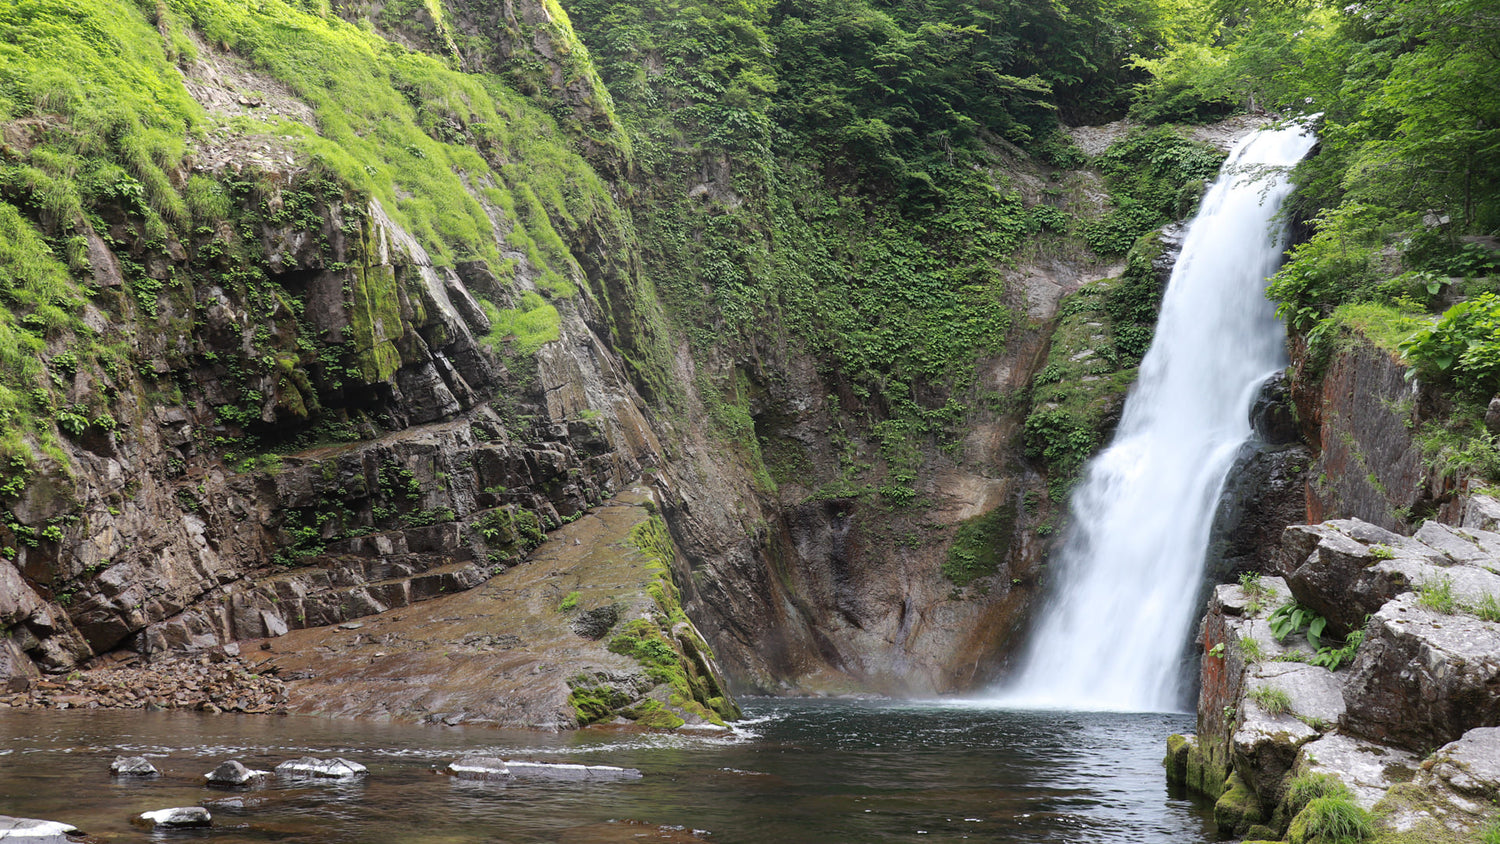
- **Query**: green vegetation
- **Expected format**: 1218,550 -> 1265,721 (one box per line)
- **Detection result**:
1085,128 -> 1223,255
558,590 -> 581,612
1248,685 -> 1292,716
1419,577 -> 1459,615
0,0 -> 652,506
1238,636 -> 1264,663
562,0 -> 1185,507
1132,0 -> 1500,487
942,502 -> 1017,587
571,515 -> 740,728
1023,230 -> 1175,497
1289,793 -> 1374,844
1270,602 -> 1329,649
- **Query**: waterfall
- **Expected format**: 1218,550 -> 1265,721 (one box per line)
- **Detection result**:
994,123 -> 1317,713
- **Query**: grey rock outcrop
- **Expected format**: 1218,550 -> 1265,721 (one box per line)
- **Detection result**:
1179,503 -> 1500,842
1340,593 -> 1500,749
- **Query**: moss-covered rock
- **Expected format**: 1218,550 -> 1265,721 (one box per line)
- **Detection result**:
1215,771 -> 1267,836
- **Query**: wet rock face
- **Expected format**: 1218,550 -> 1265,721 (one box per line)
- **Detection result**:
1294,336 -> 1454,530
1249,373 -> 1300,446
0,188 -> 654,680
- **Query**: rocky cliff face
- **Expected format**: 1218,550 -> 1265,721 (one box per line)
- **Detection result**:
0,0 -> 1169,707
1171,329 -> 1500,842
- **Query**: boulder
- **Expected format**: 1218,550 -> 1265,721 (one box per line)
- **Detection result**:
273,757 -> 368,780
1340,594 -> 1500,750
204,760 -> 270,787
132,808 -> 210,829
1278,522 -> 1425,631
1232,678 -> 1320,802
0,816 -> 80,843
1214,770 -> 1266,836
1460,493 -> 1500,532
108,756 -> 158,777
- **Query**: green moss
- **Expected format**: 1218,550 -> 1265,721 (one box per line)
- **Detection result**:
942,502 -> 1017,587
348,263 -> 405,382
1215,771 -> 1267,837
482,292 -> 561,358
566,675 -> 632,725
602,515 -> 742,724
1164,733 -> 1191,785
1019,228 -> 1174,498
623,698 -> 686,730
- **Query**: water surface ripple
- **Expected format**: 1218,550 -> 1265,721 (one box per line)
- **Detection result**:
0,701 -> 1211,842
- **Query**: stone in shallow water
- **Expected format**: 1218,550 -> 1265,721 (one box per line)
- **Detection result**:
274,756 -> 368,780
108,755 -> 158,777
204,760 -> 270,786
0,816 -> 80,842
445,756 -> 642,782
132,807 -> 211,829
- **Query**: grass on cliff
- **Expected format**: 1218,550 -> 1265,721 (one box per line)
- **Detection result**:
0,0 -> 647,495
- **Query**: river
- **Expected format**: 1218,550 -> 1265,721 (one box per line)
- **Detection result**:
0,701 -> 1212,842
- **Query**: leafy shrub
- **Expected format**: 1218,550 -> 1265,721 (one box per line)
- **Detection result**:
1085,129 -> 1224,256
1308,629 -> 1364,671
1266,203 -> 1397,332
1400,293 -> 1500,398
1270,602 -> 1329,648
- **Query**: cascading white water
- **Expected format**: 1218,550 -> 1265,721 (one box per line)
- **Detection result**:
994,123 -> 1317,713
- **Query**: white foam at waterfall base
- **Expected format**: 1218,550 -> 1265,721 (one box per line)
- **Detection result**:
990,123 -> 1318,713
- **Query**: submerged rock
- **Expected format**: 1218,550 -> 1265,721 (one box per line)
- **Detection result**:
204,760 -> 270,787
274,757 -> 368,780
108,756 -> 158,777
445,756 -> 642,782
445,757 -> 511,781
132,808 -> 210,829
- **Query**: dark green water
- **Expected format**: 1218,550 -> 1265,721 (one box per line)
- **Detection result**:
0,700 -> 1214,842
